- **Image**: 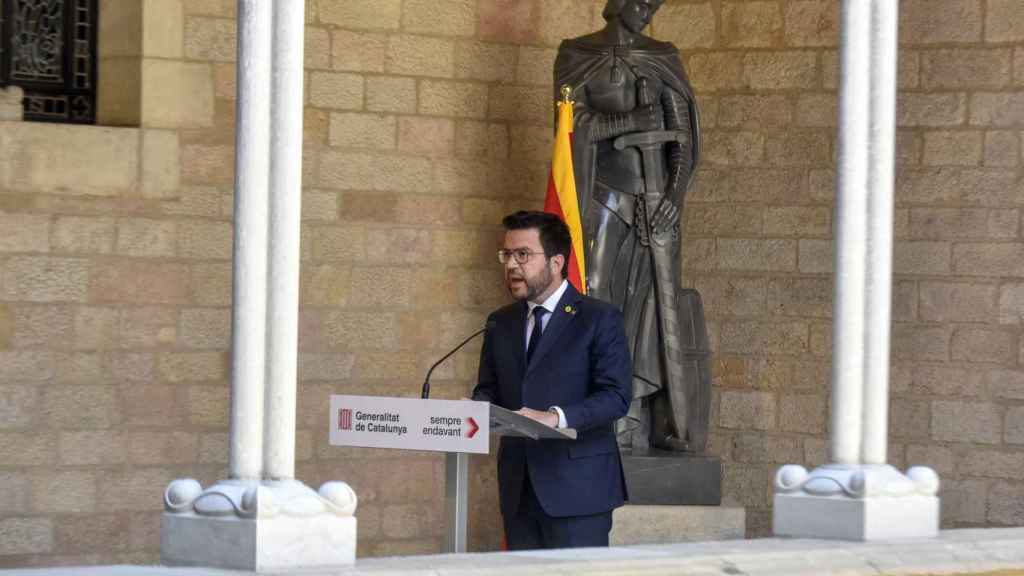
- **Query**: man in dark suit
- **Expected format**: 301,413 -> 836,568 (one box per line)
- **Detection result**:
472,211 -> 632,550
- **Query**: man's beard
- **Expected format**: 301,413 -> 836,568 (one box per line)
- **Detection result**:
524,266 -> 553,301
509,265 -> 553,302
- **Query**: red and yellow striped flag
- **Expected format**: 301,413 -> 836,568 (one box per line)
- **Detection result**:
544,92 -> 587,294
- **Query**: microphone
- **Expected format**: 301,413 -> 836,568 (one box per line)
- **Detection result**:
421,320 -> 496,399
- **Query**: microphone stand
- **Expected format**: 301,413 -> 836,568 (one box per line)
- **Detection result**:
421,325 -> 489,399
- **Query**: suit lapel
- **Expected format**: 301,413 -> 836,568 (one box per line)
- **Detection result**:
500,302 -> 527,407
509,301 -> 527,373
497,301 -> 528,377
526,284 -> 582,375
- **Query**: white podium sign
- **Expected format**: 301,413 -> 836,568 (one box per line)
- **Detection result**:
329,395 -> 490,454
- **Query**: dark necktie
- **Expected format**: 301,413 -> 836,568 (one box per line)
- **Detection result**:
526,306 -> 547,364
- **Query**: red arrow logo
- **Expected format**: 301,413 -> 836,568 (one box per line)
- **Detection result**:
466,417 -> 479,438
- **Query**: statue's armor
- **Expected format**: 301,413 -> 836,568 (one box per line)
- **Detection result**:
556,39 -> 703,452
587,65 -> 649,196
578,61 -> 694,294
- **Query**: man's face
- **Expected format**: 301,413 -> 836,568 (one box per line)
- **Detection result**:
620,0 -> 657,34
503,228 -> 562,303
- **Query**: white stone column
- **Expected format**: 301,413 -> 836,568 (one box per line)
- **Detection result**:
229,0 -> 273,482
263,0 -> 305,481
772,0 -> 940,541
161,1 -> 358,570
861,0 -> 899,466
829,0 -> 871,467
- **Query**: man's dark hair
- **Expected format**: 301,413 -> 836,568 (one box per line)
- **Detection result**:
502,210 -> 572,279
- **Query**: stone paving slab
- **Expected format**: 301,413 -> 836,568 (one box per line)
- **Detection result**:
2,528 -> 1024,576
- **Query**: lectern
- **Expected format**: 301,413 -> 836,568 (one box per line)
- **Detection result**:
328,395 -> 576,553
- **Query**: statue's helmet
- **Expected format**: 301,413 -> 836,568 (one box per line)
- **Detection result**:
602,0 -> 665,21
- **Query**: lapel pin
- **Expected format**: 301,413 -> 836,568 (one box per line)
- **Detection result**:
564,305 -> 576,315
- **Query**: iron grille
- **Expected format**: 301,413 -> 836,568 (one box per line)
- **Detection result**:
0,0 -> 98,124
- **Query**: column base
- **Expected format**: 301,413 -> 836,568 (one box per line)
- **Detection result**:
160,478 -> 357,572
772,463 -> 940,541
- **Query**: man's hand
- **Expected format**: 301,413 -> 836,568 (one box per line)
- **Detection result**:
516,407 -> 559,428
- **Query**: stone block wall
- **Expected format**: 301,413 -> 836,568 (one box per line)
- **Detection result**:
681,0 -> 1024,536
0,0 -> 1022,568
0,0 -> 605,565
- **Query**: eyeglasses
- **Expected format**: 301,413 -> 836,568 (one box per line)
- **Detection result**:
497,248 -> 546,265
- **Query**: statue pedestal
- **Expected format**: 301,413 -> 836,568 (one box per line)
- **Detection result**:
622,449 -> 721,505
773,464 -> 940,541
617,450 -> 730,545
611,505 -> 745,546
161,478 -> 357,572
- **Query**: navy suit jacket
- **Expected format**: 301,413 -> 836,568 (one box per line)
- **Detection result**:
472,283 -> 632,518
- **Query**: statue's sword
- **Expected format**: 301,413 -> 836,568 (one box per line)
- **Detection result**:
613,128 -> 691,449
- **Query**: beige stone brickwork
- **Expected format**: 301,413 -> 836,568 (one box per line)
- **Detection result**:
0,0 -> 1022,568
671,0 -> 1024,539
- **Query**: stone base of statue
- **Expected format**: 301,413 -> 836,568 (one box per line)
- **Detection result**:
622,449 -> 722,505
611,504 -> 745,546
772,464 -> 940,541
160,478 -> 357,572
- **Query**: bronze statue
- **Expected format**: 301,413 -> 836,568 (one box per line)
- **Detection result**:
555,0 -> 710,453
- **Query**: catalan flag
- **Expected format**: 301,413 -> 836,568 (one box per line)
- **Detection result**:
544,91 -> 586,294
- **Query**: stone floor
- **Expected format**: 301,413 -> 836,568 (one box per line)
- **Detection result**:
3,528 -> 1024,576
